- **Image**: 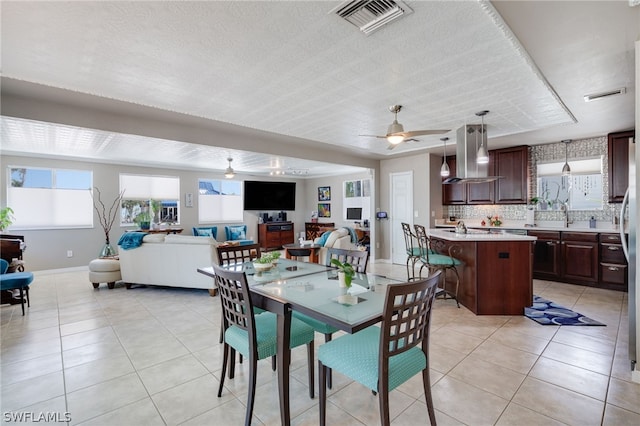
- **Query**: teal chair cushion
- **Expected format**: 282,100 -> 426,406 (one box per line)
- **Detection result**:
224,311 -> 314,359
424,253 -> 461,266
317,326 -> 426,392
292,311 -> 340,335
192,227 -> 217,239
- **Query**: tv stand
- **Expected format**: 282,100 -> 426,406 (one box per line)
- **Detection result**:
258,222 -> 294,250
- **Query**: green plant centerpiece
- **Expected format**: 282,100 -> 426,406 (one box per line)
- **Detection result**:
254,252 -> 278,272
134,211 -> 152,230
330,258 -> 355,288
0,207 -> 15,231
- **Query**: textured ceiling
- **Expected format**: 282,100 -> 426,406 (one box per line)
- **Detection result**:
0,1 -> 637,176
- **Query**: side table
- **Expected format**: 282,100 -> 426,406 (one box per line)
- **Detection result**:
283,243 -> 322,264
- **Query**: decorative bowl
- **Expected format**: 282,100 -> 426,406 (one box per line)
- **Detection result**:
253,262 -> 273,272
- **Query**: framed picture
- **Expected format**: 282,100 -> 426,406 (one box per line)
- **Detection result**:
318,203 -> 331,217
318,186 -> 331,201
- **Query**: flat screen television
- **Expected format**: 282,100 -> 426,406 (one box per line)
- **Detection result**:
346,207 -> 362,220
243,181 -> 296,211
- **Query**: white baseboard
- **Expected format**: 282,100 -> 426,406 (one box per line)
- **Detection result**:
33,266 -> 88,275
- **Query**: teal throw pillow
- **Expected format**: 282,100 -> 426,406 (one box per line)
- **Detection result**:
316,231 -> 332,246
228,225 -> 246,241
193,227 -> 217,239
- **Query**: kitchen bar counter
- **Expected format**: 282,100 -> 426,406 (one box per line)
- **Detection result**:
428,228 -> 534,315
435,220 -> 625,234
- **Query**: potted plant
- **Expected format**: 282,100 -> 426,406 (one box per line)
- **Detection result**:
0,207 -> 15,231
134,211 -> 152,230
253,253 -> 276,272
330,258 -> 355,288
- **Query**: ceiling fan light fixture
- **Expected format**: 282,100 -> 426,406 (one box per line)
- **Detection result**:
224,157 -> 235,179
387,133 -> 405,144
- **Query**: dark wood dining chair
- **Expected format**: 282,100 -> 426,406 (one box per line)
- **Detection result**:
213,265 -> 315,426
414,224 -> 461,307
325,247 -> 369,273
401,222 -> 422,281
292,247 -> 370,388
318,271 -> 441,426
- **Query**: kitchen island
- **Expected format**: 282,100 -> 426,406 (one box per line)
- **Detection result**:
427,229 -> 537,315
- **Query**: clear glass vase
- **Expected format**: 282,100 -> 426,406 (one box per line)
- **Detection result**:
99,241 -> 117,258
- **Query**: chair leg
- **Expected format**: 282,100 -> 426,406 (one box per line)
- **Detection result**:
324,333 -> 333,389
218,344 -> 229,397
318,361 -> 327,426
272,355 -> 276,371
307,340 -> 314,399
245,354 -> 258,426
378,385 -> 390,426
422,367 -> 437,426
229,348 -> 236,379
19,287 -> 25,316
25,287 -> 30,307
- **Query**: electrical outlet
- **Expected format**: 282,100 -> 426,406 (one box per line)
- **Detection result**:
67,250 -> 73,258
376,242 -> 380,249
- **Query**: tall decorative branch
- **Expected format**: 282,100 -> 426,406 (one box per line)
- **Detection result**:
92,187 -> 125,245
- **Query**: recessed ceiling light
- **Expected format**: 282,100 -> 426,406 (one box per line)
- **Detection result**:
583,87 -> 626,102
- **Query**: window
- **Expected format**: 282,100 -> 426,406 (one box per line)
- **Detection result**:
7,167 -> 93,229
119,174 -> 180,225
536,157 -> 603,210
198,179 -> 243,222
343,179 -> 371,221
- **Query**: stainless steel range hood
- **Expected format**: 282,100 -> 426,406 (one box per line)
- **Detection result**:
442,124 -> 502,184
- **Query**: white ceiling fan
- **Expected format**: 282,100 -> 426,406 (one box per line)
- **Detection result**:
361,105 -> 450,150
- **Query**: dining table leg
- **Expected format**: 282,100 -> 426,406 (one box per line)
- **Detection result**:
277,307 -> 292,426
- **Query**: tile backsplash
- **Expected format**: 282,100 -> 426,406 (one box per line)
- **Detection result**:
445,136 -> 626,224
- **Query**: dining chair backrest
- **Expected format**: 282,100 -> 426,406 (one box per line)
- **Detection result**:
216,243 -> 261,266
325,247 -> 369,273
380,270 -> 440,361
401,222 -> 418,256
413,224 -> 434,261
212,264 -> 257,345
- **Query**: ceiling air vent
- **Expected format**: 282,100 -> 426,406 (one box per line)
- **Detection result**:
330,0 -> 414,35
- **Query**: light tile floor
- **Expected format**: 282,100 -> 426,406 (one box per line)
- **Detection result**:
1,263 -> 639,425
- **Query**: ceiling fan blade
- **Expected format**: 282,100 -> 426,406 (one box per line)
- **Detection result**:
359,134 -> 388,139
387,143 -> 397,151
401,129 -> 450,137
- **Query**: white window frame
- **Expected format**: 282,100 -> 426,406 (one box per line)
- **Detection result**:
198,179 -> 243,223
119,174 -> 180,225
6,166 -> 93,230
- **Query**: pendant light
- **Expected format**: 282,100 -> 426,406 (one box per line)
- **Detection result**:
561,140 -> 571,176
440,137 -> 450,177
224,157 -> 235,179
476,110 -> 489,164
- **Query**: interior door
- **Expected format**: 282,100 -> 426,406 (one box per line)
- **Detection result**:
390,171 -> 413,264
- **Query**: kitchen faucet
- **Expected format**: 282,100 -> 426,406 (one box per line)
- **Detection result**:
561,201 -> 573,228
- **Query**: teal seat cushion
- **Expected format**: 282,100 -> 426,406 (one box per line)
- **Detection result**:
318,326 -> 426,392
224,311 -> 314,359
293,311 -> 340,335
423,253 -> 461,266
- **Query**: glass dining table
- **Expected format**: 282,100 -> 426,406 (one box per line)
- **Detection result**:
197,258 -> 403,426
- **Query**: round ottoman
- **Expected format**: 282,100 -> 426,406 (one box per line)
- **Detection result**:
89,258 -> 121,289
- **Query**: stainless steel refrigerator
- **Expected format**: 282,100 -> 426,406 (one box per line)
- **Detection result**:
621,136 -> 637,372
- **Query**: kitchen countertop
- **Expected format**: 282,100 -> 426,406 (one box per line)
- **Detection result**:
434,220 -> 625,234
428,228 -> 537,242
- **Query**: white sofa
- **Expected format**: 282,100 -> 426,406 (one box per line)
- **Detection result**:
314,227 -> 357,265
118,234 -> 220,290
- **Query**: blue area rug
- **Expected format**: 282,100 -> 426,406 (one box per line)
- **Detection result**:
525,295 -> 605,326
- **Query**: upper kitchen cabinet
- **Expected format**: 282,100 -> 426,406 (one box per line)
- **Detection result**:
608,130 -> 635,203
442,157 -> 466,205
467,151 -> 495,204
495,146 -> 529,204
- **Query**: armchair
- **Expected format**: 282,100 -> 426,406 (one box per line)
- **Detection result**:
224,225 -> 254,246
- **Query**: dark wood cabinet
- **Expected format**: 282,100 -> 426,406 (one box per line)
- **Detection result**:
304,222 -> 334,240
442,157 -> 466,205
608,130 -> 634,203
561,232 -> 598,284
529,231 -> 561,280
599,233 -> 628,291
258,222 -> 294,250
442,146 -> 528,205
467,152 -> 495,204
495,146 -> 528,204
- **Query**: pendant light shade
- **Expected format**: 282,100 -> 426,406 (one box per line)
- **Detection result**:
440,137 -> 450,177
561,140 -> 571,176
224,157 -> 235,179
476,110 -> 490,164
